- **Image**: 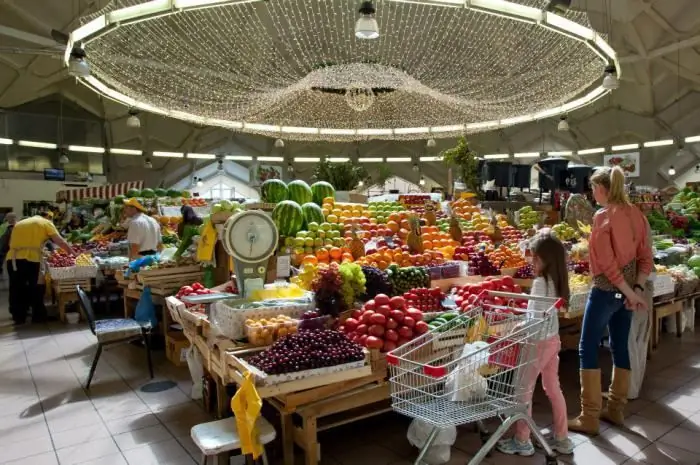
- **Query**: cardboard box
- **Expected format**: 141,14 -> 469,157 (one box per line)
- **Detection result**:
166,331 -> 190,367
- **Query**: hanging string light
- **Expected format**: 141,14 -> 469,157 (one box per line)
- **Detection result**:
355,1 -> 379,40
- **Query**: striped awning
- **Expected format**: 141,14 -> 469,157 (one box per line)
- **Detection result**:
56,181 -> 144,202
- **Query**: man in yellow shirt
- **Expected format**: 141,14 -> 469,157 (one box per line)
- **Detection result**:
6,215 -> 75,324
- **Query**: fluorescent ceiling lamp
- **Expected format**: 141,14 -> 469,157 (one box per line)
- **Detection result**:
611,143 -> 639,151
431,124 -> 465,133
419,156 -> 440,162
71,16 -> 106,42
643,139 -> 674,148
319,128 -> 356,135
386,157 -> 412,162
513,152 -> 539,158
18,140 -> 57,149
686,135 -> 700,144
67,145 -> 105,153
577,147 -> 605,155
470,0 -> 542,23
281,126 -> 318,134
294,157 -> 321,162
327,157 -> 350,162
187,153 -> 216,159
244,123 -> 280,132
483,154 -> 509,159
0,138 -> 12,145
110,148 -> 142,155
544,12 -> 594,41
257,156 -> 283,162
107,0 -> 170,23
357,128 -> 393,136
225,155 -> 253,161
394,127 -> 430,135
153,151 -> 184,158
358,157 -> 383,162
547,151 -> 573,156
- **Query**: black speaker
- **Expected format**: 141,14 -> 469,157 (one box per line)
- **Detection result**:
567,165 -> 594,193
512,164 -> 531,189
537,157 -> 570,192
484,161 -> 513,187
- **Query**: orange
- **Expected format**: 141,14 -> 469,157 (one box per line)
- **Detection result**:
316,249 -> 329,261
329,247 -> 342,260
341,253 -> 354,262
302,255 -> 319,266
387,221 -> 399,233
422,240 -> 433,250
388,213 -> 400,223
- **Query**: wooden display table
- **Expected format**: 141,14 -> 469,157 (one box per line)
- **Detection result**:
52,278 -> 92,322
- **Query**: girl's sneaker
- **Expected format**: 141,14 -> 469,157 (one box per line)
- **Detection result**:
549,436 -> 574,455
496,437 -> 535,456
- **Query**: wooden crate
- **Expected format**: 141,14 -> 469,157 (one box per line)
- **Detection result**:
136,265 -> 203,285
53,278 -> 92,293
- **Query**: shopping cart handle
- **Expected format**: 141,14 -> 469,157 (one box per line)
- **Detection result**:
386,353 -> 398,366
423,364 -> 447,378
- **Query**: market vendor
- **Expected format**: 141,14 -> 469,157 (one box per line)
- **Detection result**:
178,205 -> 203,237
62,212 -> 85,235
123,198 -> 162,259
6,214 -> 76,325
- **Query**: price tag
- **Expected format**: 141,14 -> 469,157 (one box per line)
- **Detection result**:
276,255 -> 291,278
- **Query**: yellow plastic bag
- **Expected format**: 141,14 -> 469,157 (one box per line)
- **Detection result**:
230,372 -> 263,459
196,221 -> 217,262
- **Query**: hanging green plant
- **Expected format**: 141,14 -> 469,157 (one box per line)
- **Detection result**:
440,137 -> 480,194
312,160 -> 370,191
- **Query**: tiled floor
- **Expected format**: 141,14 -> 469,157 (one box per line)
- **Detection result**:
2,286 -> 700,465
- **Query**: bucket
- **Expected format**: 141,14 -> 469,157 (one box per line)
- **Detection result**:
66,313 -> 80,324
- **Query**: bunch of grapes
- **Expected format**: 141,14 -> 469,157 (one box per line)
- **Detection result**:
360,266 -> 393,300
248,329 -> 365,375
312,263 -> 344,317
339,263 -> 366,308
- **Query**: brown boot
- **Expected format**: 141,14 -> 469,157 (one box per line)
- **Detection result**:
601,367 -> 630,426
568,369 -> 602,436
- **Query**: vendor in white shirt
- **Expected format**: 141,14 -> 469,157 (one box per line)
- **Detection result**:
123,198 -> 162,260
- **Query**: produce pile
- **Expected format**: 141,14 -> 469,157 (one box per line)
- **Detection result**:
452,276 -> 526,313
386,265 -> 431,295
246,315 -> 298,346
247,329 -> 365,375
310,262 -> 366,317
340,294 -> 428,352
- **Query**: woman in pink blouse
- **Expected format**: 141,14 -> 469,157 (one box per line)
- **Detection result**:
568,166 -> 653,436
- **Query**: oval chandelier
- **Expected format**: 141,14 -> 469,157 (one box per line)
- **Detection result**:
69,0 -> 619,141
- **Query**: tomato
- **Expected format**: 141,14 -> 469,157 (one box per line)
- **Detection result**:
386,318 -> 399,330
385,329 -> 399,341
345,318 -> 359,332
376,305 -> 392,317
382,340 -> 397,353
414,321 -> 429,334
361,310 -> 375,324
192,282 -> 204,291
368,324 -> 385,337
389,310 -> 404,323
403,316 -> 415,328
364,299 -> 376,311
398,326 -> 414,339
374,294 -> 391,306
389,296 -> 406,310
356,324 -> 368,335
405,308 -> 423,321
365,336 -> 383,349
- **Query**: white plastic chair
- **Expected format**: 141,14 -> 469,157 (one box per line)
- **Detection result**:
191,417 -> 276,465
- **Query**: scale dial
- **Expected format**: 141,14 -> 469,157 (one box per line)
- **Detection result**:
222,210 -> 278,263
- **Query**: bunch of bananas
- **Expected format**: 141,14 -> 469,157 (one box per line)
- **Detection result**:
569,273 -> 591,293
655,265 -> 669,275
290,263 -> 318,291
75,254 -> 94,266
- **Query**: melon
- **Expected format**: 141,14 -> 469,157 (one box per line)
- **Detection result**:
311,181 -> 335,206
272,200 -> 304,237
113,195 -> 125,205
126,189 -> 141,198
141,188 -> 155,198
167,189 -> 181,198
287,180 -> 313,205
301,202 -> 324,227
261,179 -> 289,203
154,188 -> 167,197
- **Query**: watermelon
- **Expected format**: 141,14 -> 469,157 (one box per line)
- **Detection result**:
311,181 -> 335,206
126,189 -> 141,198
302,202 -> 324,226
141,188 -> 155,198
167,189 -> 181,198
287,180 -> 313,205
154,188 -> 167,197
113,195 -> 125,205
272,200 -> 304,237
261,179 -> 288,203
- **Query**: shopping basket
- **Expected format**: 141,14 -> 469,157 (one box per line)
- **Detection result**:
386,290 -> 564,465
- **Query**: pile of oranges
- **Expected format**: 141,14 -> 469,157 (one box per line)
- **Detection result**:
354,247 -> 446,270
420,226 -> 461,250
487,244 -> 527,270
295,246 -> 355,267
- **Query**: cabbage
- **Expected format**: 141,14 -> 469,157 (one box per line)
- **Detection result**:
211,203 -> 224,214
219,199 -> 233,211
688,254 -> 700,268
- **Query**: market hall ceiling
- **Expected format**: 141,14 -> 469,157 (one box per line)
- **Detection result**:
0,0 -> 700,183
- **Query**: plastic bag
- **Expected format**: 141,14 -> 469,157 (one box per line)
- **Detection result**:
185,346 -> 204,400
407,419 -> 456,465
126,254 -> 159,275
446,341 -> 489,402
134,286 -> 158,328
158,247 -> 178,263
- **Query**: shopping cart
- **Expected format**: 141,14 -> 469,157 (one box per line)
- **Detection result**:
386,290 -> 564,465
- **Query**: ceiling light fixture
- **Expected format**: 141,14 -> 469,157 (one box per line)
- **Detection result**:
611,143 -> 639,151
287,163 -> 294,173
355,1 -> 379,40
426,138 -> 436,148
677,144 -> 690,157
557,116 -> 569,132
68,47 -> 89,77
274,138 -> 285,148
412,163 -> 420,172
419,177 -> 426,186
59,152 -> 70,164
110,148 -> 142,155
144,158 -> 153,168
545,0 -> 572,13
225,155 -> 253,161
126,109 -> 141,128
258,156 -> 284,162
602,64 -> 619,90
668,166 -> 676,176
217,159 -> 224,171
643,139 -> 673,148
577,147 -> 605,155
0,138 -> 12,145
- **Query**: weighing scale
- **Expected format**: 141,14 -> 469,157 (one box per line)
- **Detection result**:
221,210 -> 279,298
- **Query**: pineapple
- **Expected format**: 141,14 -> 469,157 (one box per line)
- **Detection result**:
424,204 -> 437,226
449,216 -> 462,243
350,225 -> 365,260
407,216 -> 424,254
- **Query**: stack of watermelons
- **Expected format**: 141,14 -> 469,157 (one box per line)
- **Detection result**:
122,188 -> 184,199
264,179 -> 335,237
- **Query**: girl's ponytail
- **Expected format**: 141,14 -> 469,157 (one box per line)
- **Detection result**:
608,166 -> 630,205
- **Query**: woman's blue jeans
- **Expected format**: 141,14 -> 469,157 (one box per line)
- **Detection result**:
579,287 -> 633,370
